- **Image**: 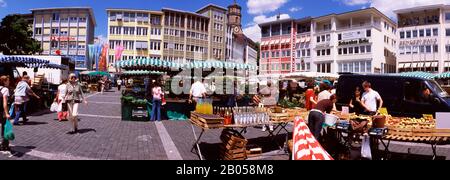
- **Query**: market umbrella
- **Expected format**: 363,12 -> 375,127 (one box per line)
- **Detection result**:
292,117 -> 333,160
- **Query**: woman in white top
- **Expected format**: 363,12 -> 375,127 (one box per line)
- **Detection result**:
56,79 -> 68,122
151,81 -> 164,121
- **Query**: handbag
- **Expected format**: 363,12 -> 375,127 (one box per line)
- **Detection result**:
4,120 -> 15,141
361,135 -> 372,160
161,95 -> 166,106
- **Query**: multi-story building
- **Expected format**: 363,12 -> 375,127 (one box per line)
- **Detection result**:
106,2 -> 257,71
259,18 -> 297,75
395,4 -> 450,73
106,9 -> 163,68
30,7 -> 96,71
259,8 -> 397,75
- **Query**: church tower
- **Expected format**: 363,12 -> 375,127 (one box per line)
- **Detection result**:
228,0 -> 243,34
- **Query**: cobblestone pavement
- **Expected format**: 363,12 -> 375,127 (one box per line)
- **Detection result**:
1,89 -> 449,160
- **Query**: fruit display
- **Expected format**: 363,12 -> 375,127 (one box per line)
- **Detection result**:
386,117 -> 435,129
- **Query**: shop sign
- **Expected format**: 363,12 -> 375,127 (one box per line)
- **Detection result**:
338,38 -> 369,46
51,36 -> 76,41
399,39 -> 438,46
342,30 -> 366,40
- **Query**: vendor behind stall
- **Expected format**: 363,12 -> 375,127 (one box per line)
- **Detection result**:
189,78 -> 207,104
308,94 -> 337,140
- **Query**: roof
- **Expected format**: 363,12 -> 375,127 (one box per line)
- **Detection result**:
30,7 -> 96,26
162,8 -> 209,18
313,7 -> 396,27
106,8 -> 163,14
196,4 -> 228,13
394,4 -> 448,14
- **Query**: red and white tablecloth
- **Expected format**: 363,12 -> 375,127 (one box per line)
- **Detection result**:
292,117 -> 333,160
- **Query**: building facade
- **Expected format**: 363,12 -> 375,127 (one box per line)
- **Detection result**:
107,9 -> 163,68
395,4 -> 450,73
259,8 -> 397,75
30,7 -> 96,71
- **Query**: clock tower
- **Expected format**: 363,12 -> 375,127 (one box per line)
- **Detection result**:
228,0 -> 243,34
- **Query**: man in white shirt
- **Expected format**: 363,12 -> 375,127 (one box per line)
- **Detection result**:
189,79 -> 207,103
317,83 -> 332,102
361,81 -> 383,115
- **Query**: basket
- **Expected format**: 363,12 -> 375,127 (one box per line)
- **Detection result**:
372,115 -> 387,128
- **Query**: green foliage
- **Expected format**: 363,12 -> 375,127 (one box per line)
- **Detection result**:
0,15 -> 42,55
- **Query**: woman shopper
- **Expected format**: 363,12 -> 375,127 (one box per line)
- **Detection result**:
0,76 -> 11,151
305,81 -> 318,111
64,74 -> 87,134
151,81 -> 163,121
56,79 -> 69,121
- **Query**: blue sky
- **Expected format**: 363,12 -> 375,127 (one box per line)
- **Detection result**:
0,0 -> 447,42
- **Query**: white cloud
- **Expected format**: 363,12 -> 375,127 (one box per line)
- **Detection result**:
289,7 -> 303,12
341,0 -> 371,6
0,0 -> 7,7
95,35 -> 107,44
247,0 -> 288,14
339,0 -> 450,19
243,14 -> 290,42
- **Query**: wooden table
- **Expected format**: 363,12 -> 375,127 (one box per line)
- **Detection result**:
189,118 -> 294,160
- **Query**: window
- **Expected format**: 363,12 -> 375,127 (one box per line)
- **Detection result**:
349,47 -> 353,54
434,45 -> 439,53
338,34 -> 342,40
366,29 -> 371,37
433,28 -> 438,36
51,28 -> 59,35
400,31 -> 405,39
360,46 -> 366,53
426,29 -> 431,37
446,45 -> 450,53
446,29 -> 450,36
317,50 -> 320,56
426,45 -> 432,53
321,49 -> 326,56
406,31 -> 411,38
338,48 -> 342,55
317,36 -> 320,43
326,49 -> 330,55
34,28 -> 42,35
354,46 -> 359,54
51,41 -> 58,48
343,48 -> 348,55
420,45 -> 425,53
366,45 -> 371,53
446,13 -> 450,21
419,29 -> 424,37
413,30 -> 418,38
52,13 -> 60,21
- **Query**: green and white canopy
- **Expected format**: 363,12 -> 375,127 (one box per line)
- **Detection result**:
116,58 -> 257,71
395,72 -> 436,79
123,70 -> 164,76
434,72 -> 450,79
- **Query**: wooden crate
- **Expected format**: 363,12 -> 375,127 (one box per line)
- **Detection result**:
220,129 -> 248,160
269,112 -> 290,122
190,112 -> 224,129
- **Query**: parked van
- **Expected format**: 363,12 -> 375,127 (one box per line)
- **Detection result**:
336,74 -> 450,117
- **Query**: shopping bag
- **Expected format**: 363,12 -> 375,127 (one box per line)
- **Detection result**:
161,96 -> 166,106
9,105 -> 14,118
4,120 -> 15,141
50,102 -> 58,112
361,135 -> 372,160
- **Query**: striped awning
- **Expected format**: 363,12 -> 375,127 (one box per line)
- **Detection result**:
434,72 -> 450,79
43,63 -> 69,70
123,70 -> 164,76
395,72 -> 436,79
116,58 -> 257,71
0,56 -> 50,68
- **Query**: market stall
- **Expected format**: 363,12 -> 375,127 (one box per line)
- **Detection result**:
115,58 -> 258,122
79,71 -> 111,93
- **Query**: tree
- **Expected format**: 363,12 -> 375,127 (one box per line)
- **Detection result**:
0,15 -> 42,55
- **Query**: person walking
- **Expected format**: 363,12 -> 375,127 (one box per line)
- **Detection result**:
64,74 -> 87,134
117,78 -> 123,91
56,79 -> 68,122
151,81 -> 163,121
13,75 -> 39,125
0,76 -> 11,152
